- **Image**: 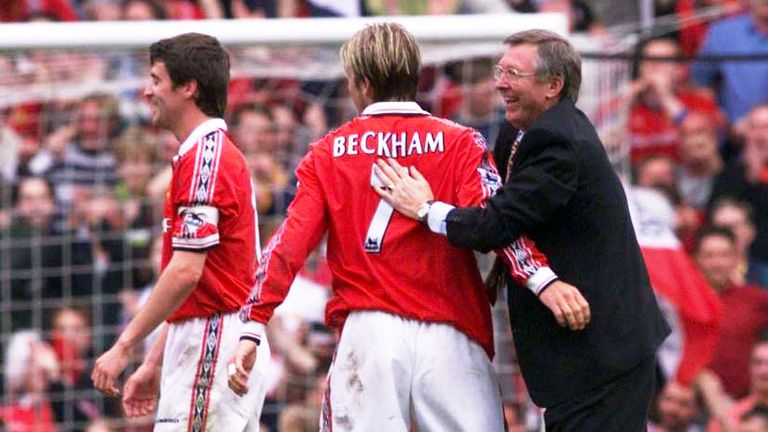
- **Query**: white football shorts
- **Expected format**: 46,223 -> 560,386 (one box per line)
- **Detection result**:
155,312 -> 271,432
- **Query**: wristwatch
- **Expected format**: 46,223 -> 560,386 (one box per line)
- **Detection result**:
416,200 -> 435,223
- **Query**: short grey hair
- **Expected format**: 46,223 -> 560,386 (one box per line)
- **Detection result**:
504,29 -> 581,103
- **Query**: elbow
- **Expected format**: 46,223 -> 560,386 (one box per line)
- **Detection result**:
179,263 -> 204,288
169,254 -> 206,289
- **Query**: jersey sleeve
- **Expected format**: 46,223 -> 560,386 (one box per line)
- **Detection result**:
171,131 -> 232,251
240,143 -> 329,332
454,129 -> 556,294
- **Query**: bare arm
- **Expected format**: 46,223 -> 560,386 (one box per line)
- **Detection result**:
117,250 -> 205,349
92,250 -> 206,397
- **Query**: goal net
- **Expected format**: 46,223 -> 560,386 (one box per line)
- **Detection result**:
0,13 -> 633,430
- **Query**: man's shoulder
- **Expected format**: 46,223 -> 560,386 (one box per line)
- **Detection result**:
527,101 -> 580,138
707,14 -> 751,37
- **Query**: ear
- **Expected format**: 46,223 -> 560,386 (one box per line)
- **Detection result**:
545,74 -> 565,100
361,77 -> 373,99
181,79 -> 198,100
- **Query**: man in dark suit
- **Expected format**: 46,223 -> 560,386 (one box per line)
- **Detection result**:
374,29 -> 670,430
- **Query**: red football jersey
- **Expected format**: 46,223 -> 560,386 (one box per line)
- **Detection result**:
162,118 -> 258,322
242,102 -> 547,357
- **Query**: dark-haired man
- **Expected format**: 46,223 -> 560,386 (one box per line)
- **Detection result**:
91,33 -> 269,431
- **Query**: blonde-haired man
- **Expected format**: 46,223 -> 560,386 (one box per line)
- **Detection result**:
228,23 -> 567,431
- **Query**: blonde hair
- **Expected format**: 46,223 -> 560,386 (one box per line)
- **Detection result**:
340,22 -> 421,101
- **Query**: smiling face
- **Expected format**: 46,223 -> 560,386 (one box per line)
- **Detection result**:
495,44 -> 560,130
144,61 -> 187,132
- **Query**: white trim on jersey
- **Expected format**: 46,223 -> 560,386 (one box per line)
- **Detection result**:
189,130 -> 225,204
178,118 -> 228,157
172,234 -> 221,250
361,101 -> 430,117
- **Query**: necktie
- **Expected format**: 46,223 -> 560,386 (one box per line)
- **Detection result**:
485,130 -> 524,304
505,130 -> 524,181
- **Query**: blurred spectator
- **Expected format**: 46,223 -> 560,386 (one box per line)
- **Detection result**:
537,0 -> 603,34
628,36 -> 723,165
676,0 -> 746,57
709,104 -> 768,288
0,114 -> 33,182
2,176 -> 93,332
29,93 -> 121,224
166,0 -> 223,19
710,199 -> 757,285
450,59 -> 505,145
113,126 -> 161,290
0,331 -> 58,432
694,226 -> 768,398
637,154 -> 678,191
648,380 -> 704,432
740,405 -> 768,432
363,0 -> 461,15
83,0 -> 123,21
691,0 -> 768,126
47,306 -> 120,431
230,102 -> 293,218
121,0 -> 167,20
276,368 -> 327,432
145,130 -> 178,207
221,0 -> 299,18
270,102 -> 312,173
635,154 -> 702,243
230,102 -> 276,155
704,339 -> 768,432
679,110 -> 724,211
0,0 -> 78,22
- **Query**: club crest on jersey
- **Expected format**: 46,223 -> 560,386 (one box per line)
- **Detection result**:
180,210 -> 206,237
364,237 -> 382,253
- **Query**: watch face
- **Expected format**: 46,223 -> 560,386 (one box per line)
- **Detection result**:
418,203 -> 430,219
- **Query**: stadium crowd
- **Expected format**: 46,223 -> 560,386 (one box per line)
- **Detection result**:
0,0 -> 768,431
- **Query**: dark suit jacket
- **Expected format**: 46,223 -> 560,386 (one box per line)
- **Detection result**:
446,99 -> 670,407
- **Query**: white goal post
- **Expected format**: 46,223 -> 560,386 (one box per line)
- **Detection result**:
0,13 -> 568,49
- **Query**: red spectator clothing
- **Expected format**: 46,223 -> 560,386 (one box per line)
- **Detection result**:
0,0 -> 78,22
628,90 -> 721,165
708,283 -> 768,398
241,102 -> 551,357
166,0 -> 206,19
162,118 -> 258,323
0,399 -> 56,432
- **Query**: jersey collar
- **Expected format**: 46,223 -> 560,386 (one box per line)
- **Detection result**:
361,101 -> 430,116
177,118 -> 228,157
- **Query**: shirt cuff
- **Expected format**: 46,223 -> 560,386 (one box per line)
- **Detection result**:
526,266 -> 558,296
427,201 -> 454,235
240,321 -> 266,345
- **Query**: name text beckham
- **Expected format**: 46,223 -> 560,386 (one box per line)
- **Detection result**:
332,131 -> 444,158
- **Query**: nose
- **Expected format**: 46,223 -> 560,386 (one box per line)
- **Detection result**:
495,77 -> 510,91
143,83 -> 152,98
